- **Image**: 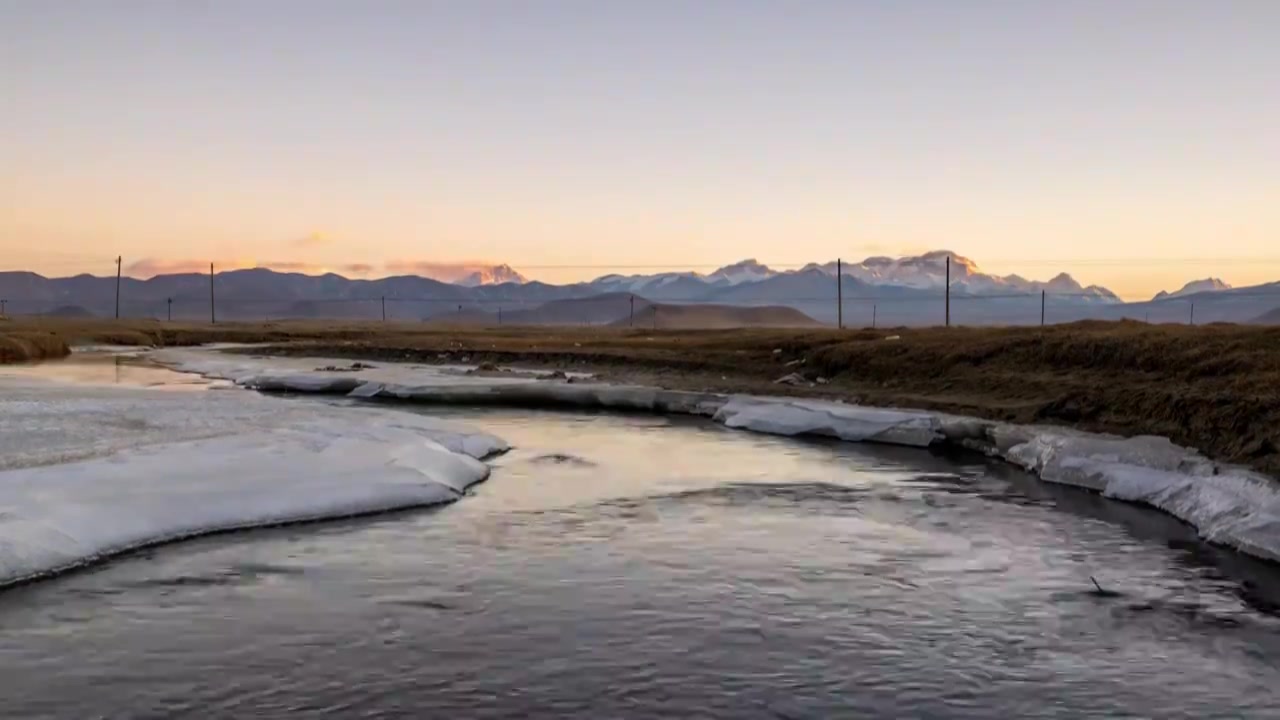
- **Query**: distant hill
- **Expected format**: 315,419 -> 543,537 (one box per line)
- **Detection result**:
613,303 -> 822,329
423,293 -> 645,326
426,294 -> 822,328
1091,281 -> 1280,325
496,293 -> 647,325
1252,306 -> 1280,325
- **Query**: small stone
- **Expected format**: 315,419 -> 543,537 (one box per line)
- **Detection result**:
816,377 -> 829,385
772,348 -> 783,354
774,372 -> 805,386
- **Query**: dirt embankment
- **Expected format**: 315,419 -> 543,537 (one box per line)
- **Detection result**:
7,317 -> 1279,477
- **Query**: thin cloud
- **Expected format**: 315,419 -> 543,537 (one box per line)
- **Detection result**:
127,258 -> 361,278
289,231 -> 331,248
126,258 -> 240,277
259,261 -> 326,273
125,258 -> 514,280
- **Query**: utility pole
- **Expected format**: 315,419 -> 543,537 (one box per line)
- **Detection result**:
944,255 -> 951,328
114,256 -> 122,319
652,305 -> 658,330
630,294 -> 635,327
381,296 -> 386,322
1189,301 -> 1195,326
167,297 -> 172,322
872,304 -> 877,329
1040,290 -> 1046,327
836,258 -> 843,329
209,263 -> 216,324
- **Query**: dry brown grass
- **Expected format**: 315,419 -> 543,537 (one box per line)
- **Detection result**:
7,316 -> 1279,476
0,328 -> 71,363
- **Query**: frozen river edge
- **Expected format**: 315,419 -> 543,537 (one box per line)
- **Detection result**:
0,363 -> 508,587
152,347 -> 1280,564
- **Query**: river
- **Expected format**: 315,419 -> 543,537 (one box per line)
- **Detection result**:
1,354 -> 1278,718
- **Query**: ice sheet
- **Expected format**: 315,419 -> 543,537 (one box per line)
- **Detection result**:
0,379 -> 507,585
146,347 -> 1280,562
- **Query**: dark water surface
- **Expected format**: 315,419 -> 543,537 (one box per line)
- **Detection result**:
3,401 -> 1280,718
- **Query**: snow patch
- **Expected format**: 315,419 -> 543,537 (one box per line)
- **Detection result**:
0,378 -> 507,586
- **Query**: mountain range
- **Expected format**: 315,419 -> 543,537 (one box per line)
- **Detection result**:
2,251 -> 1277,327
1152,278 -> 1232,300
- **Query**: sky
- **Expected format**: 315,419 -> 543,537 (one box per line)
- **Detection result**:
1,0 -> 1277,300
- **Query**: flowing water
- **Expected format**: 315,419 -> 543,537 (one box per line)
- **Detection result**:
2,356 -> 1279,718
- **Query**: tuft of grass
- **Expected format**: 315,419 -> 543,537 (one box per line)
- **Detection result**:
0,331 -> 71,363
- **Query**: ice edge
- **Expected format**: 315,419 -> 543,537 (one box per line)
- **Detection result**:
155,350 -> 1280,564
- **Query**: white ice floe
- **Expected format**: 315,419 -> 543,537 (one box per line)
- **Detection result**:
0,380 -> 507,585
145,347 -> 1280,563
714,397 -> 941,447
995,428 -> 1280,562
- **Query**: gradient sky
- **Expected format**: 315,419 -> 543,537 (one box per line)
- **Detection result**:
2,0 -> 1277,299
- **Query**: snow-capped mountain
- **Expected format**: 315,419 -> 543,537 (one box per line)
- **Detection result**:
383,262 -> 528,286
707,259 -> 778,286
800,251 -> 973,289
793,251 -> 1118,301
592,259 -> 780,294
452,264 -> 528,287
587,271 -> 715,300
1152,278 -> 1232,300
596,251 -> 1120,302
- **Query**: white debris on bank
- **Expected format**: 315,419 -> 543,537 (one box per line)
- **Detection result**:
0,379 -> 507,586
147,348 -> 1280,563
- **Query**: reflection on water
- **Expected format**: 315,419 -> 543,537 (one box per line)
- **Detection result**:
0,350 -> 220,390
1,405 -> 1278,719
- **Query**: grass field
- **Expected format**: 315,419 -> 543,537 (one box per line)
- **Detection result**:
5,316 -> 1279,477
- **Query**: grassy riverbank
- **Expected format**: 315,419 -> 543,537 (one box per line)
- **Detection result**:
6,317 -> 1279,476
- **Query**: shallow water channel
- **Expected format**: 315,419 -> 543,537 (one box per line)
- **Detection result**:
1,354 -> 1279,718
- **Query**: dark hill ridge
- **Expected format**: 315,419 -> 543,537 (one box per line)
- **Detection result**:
422,294 -> 822,328
614,303 -> 822,329
1253,307 -> 1280,325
